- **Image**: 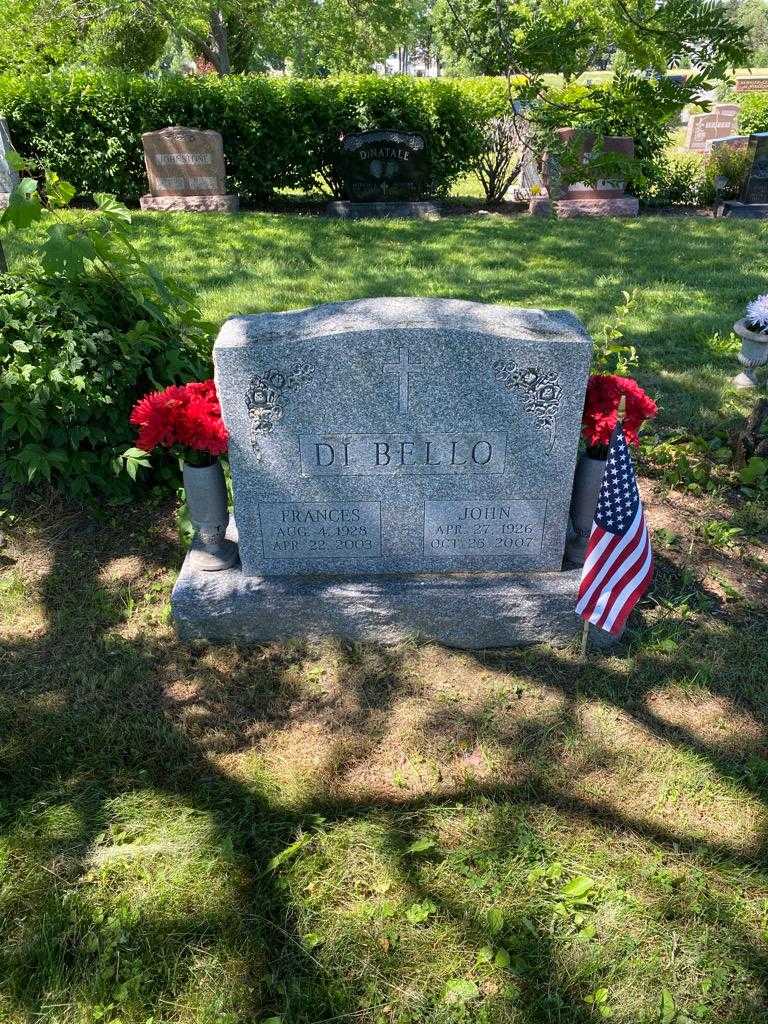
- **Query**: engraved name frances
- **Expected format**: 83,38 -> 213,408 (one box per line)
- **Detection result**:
258,501 -> 382,560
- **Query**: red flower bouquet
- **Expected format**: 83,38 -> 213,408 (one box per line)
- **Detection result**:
129,379 -> 228,464
582,374 -> 657,456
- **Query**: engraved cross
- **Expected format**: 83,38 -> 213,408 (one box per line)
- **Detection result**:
383,347 -> 421,415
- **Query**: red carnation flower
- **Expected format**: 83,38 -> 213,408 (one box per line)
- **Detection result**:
129,379 -> 228,457
582,374 -> 657,448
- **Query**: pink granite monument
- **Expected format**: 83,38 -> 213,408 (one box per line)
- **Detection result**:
684,104 -> 740,152
550,129 -> 639,218
139,127 -> 238,213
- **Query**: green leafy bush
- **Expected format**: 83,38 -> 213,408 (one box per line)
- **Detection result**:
738,93 -> 768,134
636,152 -> 707,206
0,168 -> 210,502
0,71 -> 498,203
0,272 -> 209,500
540,73 -> 683,186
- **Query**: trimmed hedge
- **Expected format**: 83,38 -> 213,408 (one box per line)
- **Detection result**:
0,71 -> 507,204
738,93 -> 768,135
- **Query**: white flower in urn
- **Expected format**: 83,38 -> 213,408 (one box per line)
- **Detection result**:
745,294 -> 768,335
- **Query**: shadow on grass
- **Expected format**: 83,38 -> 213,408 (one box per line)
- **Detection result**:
1,501 -> 768,1021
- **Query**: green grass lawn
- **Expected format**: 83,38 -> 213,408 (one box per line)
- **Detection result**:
2,211 -> 768,1024
118,210 -> 766,432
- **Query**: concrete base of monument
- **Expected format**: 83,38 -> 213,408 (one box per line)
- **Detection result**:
717,200 -> 768,219
172,532 -> 618,650
555,197 -> 639,218
325,201 -> 440,220
139,194 -> 239,213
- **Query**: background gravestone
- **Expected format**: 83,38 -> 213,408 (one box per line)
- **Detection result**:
172,298 -> 595,648
140,126 -> 238,213
548,130 -> 639,218
0,118 -> 19,210
736,76 -> 768,94
740,133 -> 768,203
326,130 -> 439,219
684,104 -> 740,152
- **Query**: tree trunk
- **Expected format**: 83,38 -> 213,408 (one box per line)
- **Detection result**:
209,8 -> 231,74
0,239 -> 7,275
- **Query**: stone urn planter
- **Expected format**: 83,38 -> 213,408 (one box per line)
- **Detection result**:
182,459 -> 239,571
565,451 -> 607,567
733,318 -> 768,388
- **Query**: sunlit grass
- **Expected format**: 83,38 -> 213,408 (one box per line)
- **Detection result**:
1,212 -> 768,1022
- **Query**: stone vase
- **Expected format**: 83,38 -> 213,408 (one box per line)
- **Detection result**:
565,452 -> 607,567
733,319 -> 768,388
182,459 -> 239,571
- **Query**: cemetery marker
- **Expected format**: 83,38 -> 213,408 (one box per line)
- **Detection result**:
172,297 -> 603,649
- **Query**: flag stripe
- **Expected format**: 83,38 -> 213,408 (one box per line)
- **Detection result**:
575,505 -> 644,616
580,524 -> 612,577
586,522 -> 648,626
596,526 -> 651,630
604,545 -> 654,635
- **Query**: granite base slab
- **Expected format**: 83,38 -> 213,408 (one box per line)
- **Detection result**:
325,201 -> 440,220
0,193 -> 10,210
718,200 -> 768,219
528,197 -> 553,216
171,547 -> 604,649
555,197 -> 639,218
139,194 -> 239,213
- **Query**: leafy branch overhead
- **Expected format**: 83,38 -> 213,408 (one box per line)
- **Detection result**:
0,0 -> 428,75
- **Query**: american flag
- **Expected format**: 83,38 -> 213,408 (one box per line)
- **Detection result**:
575,423 -> 653,635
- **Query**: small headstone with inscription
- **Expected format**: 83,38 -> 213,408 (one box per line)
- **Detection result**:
326,130 -> 439,219
735,76 -> 768,94
0,118 -> 19,210
549,130 -> 639,218
140,126 -> 238,213
684,104 -> 740,152
720,132 -> 768,218
172,298 -> 597,648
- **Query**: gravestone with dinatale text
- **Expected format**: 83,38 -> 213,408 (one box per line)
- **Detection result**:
339,130 -> 428,202
326,130 -> 439,219
172,298 -> 596,648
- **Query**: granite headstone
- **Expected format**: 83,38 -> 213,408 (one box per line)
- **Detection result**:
548,130 -> 639,218
741,132 -> 768,203
339,130 -> 427,202
0,118 -> 19,210
736,77 -> 768,94
326,130 -> 438,219
171,299 -> 600,648
140,126 -> 238,212
213,299 -> 591,577
684,104 -> 740,152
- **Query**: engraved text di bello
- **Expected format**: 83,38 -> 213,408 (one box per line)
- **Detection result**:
298,432 -> 507,477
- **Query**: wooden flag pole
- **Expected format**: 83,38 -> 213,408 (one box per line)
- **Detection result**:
579,393 -> 626,659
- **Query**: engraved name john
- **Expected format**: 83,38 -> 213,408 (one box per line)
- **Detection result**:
299,432 -> 507,477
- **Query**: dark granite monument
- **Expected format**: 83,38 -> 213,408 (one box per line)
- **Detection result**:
719,132 -> 768,218
326,130 -> 439,219
171,298 -> 602,648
